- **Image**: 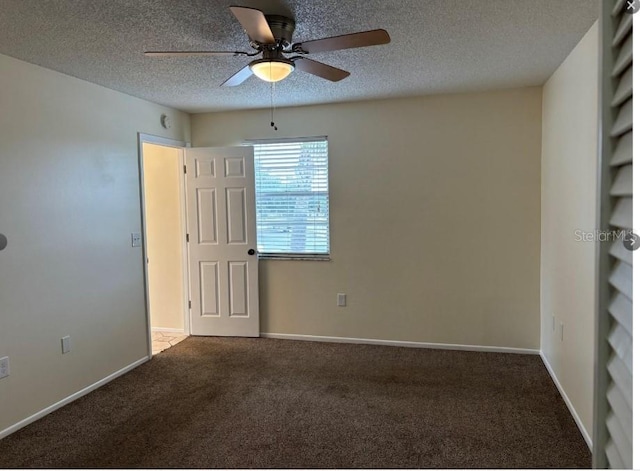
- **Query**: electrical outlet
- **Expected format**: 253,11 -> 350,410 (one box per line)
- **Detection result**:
61,336 -> 71,354
337,293 -> 347,307
560,323 -> 564,342
0,356 -> 9,379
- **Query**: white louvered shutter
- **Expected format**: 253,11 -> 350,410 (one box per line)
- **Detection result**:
594,1 -> 633,469
251,137 -> 330,257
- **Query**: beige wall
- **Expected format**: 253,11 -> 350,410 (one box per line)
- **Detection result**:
0,54 -> 190,434
540,22 -> 598,443
192,88 -> 542,349
142,143 -> 185,331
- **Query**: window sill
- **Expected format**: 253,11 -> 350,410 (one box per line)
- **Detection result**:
258,254 -> 331,261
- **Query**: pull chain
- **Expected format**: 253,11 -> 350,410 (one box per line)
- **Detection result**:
270,79 -> 278,131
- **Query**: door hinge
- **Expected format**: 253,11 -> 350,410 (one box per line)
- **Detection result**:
188,300 -> 191,309
183,165 -> 187,174
186,233 -> 190,243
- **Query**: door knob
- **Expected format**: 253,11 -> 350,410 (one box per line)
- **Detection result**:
248,249 -> 256,255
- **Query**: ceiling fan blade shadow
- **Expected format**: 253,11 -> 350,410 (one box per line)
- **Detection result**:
145,51 -> 248,57
294,29 -> 390,54
229,6 -> 275,44
221,65 -> 254,87
293,57 -> 350,82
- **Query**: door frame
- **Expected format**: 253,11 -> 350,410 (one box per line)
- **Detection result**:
138,133 -> 190,358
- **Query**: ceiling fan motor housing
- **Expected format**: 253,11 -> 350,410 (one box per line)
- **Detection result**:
264,15 -> 295,49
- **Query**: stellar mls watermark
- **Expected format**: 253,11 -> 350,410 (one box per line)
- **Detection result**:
575,229 -> 626,242
574,229 -> 639,251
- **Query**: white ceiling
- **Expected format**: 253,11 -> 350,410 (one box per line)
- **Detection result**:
0,0 -> 598,113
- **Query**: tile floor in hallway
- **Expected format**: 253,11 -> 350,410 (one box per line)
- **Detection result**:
152,330 -> 188,355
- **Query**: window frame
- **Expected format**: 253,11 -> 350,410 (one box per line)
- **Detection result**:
246,136 -> 331,261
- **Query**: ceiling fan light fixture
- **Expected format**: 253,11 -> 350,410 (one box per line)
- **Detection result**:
250,59 -> 295,82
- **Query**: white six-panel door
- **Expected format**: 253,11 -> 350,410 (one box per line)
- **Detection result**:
185,146 -> 259,337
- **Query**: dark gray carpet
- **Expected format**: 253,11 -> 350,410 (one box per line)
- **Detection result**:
0,337 -> 591,468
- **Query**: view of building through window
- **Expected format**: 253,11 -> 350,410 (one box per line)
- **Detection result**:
252,137 -> 329,256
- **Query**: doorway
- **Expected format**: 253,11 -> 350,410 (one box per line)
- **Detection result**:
139,136 -> 260,356
139,135 -> 190,356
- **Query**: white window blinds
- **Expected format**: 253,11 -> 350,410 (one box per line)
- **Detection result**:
252,137 -> 329,257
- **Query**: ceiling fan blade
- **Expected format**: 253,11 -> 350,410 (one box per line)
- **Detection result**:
221,65 -> 254,87
229,6 -> 275,44
292,57 -> 350,82
293,29 -> 390,54
145,51 -> 248,57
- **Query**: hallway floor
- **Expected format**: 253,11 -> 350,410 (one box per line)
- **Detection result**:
151,331 -> 188,355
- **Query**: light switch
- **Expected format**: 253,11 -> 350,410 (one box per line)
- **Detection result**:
0,357 -> 9,379
61,336 -> 71,354
337,293 -> 347,307
131,232 -> 142,247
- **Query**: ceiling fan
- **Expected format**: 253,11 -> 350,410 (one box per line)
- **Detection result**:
145,5 -> 391,86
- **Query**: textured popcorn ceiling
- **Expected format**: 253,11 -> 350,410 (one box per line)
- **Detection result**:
0,0 -> 598,113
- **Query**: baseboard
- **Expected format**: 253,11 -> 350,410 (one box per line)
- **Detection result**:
0,356 -> 149,440
540,351 -> 593,450
260,332 -> 539,355
151,327 -> 186,334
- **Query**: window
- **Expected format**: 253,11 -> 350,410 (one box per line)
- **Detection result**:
251,137 -> 329,259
